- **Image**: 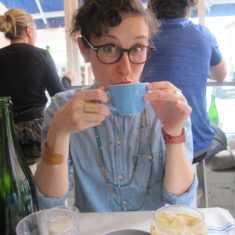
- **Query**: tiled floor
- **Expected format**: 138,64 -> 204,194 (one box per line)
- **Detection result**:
206,166 -> 235,217
206,136 -> 235,217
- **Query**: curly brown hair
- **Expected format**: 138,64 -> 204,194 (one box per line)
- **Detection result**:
148,0 -> 198,19
71,0 -> 158,42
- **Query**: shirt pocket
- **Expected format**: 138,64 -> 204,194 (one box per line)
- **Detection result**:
133,150 -> 165,190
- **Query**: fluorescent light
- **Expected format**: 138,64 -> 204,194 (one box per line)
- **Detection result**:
0,2 -> 8,15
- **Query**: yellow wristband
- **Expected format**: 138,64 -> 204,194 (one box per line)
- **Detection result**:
42,142 -> 63,165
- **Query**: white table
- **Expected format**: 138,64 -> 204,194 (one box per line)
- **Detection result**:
79,207 -> 235,235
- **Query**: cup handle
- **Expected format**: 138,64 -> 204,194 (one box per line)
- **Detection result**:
104,90 -> 118,112
104,103 -> 118,112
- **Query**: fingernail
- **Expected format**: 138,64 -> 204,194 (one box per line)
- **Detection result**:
148,83 -> 153,89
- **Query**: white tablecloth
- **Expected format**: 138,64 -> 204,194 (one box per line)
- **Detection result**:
79,207 -> 235,235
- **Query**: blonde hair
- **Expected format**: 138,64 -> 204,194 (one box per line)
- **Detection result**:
0,8 -> 34,40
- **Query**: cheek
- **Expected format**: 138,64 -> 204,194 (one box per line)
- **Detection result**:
133,64 -> 145,82
91,62 -> 113,86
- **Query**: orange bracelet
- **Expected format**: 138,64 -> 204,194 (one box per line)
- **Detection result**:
42,142 -> 63,165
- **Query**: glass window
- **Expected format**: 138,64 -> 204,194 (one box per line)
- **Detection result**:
203,1 -> 235,135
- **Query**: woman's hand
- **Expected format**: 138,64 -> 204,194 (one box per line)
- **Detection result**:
62,71 -> 75,83
50,88 -> 110,136
144,81 -> 192,136
36,88 -> 111,198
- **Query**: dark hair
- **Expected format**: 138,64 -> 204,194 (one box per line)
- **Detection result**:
71,0 -> 158,41
148,0 -> 198,19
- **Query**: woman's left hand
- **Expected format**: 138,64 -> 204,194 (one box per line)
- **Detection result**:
144,81 -> 192,136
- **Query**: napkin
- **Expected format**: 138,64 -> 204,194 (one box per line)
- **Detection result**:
203,208 -> 235,234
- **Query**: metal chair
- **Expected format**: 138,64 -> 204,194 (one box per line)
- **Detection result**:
193,124 -> 227,208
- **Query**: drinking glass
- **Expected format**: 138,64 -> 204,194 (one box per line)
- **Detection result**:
16,206 -> 79,235
150,205 -> 208,235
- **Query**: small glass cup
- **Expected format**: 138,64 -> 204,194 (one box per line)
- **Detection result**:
16,206 -> 79,235
150,205 -> 208,235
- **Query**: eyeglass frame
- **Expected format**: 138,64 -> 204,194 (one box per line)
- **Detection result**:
81,36 -> 156,65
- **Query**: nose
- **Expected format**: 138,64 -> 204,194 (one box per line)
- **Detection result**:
116,52 -> 132,77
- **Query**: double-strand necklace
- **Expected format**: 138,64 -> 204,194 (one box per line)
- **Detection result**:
94,109 -> 154,211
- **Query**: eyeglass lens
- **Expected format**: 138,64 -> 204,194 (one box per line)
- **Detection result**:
97,45 -> 152,64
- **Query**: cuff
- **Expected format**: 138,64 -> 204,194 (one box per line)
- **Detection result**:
36,186 -> 68,210
162,175 -> 198,205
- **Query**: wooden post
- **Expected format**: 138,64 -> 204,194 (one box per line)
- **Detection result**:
64,0 -> 81,85
198,0 -> 205,25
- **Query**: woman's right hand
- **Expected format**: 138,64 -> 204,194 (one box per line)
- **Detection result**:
35,89 -> 109,197
50,88 -> 110,136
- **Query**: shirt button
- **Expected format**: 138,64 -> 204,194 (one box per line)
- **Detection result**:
116,140 -> 123,145
122,200 -> 128,205
119,175 -> 124,180
147,155 -> 153,161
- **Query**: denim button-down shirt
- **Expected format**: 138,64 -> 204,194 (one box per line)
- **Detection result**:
37,86 -> 198,212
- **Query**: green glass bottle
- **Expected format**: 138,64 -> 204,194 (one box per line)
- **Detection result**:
208,93 -> 219,125
46,45 -> 51,53
0,97 -> 38,235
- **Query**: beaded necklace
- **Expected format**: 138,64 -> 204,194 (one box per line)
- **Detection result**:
94,109 -> 154,211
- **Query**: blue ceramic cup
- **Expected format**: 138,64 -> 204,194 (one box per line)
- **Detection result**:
107,83 -> 148,115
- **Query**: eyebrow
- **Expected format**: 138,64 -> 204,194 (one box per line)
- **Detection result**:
101,34 -> 148,41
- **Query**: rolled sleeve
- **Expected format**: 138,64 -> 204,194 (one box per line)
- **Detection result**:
162,175 -> 198,205
36,186 -> 68,210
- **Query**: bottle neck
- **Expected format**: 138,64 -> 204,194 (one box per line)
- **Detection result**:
210,94 -> 216,105
0,97 -> 16,147
0,97 -> 13,114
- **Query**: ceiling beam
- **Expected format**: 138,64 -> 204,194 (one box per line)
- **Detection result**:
31,10 -> 64,20
207,0 -> 235,6
198,0 -> 206,25
0,2 -> 7,14
35,0 -> 47,25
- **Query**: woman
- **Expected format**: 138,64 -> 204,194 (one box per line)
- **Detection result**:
141,0 -> 227,162
35,0 -> 197,212
0,8 -> 65,166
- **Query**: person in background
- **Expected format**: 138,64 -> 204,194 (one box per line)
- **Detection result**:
61,71 -> 75,89
34,0 -> 197,212
0,8 -> 70,167
141,0 -> 227,162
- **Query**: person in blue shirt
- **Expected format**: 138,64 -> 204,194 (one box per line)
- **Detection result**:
34,0 -> 197,212
141,0 -> 227,162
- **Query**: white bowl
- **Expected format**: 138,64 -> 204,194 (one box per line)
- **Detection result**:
104,229 -> 150,235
